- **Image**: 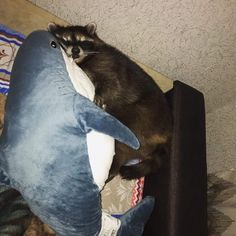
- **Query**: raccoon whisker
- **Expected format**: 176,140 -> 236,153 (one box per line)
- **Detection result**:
57,42 -> 66,50
84,51 -> 100,55
56,41 -> 70,53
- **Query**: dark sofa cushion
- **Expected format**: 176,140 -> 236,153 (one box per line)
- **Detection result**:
143,81 -> 207,236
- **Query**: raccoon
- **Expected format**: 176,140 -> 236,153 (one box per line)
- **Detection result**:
48,23 -> 173,180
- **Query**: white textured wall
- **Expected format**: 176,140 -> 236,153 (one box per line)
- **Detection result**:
207,101 -> 236,172
28,0 -> 236,172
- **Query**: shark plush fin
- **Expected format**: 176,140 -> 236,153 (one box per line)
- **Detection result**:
74,94 -> 140,150
117,196 -> 155,236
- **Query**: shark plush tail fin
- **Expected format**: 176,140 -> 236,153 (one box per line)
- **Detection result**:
117,196 -> 155,236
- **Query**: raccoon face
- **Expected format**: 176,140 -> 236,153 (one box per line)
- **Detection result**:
48,23 -> 99,64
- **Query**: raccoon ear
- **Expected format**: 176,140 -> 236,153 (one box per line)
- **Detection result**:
47,22 -> 58,32
85,22 -> 97,35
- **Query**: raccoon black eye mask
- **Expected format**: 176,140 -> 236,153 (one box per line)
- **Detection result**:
48,23 -> 100,62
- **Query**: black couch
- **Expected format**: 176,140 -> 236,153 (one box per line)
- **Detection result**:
143,81 -> 208,236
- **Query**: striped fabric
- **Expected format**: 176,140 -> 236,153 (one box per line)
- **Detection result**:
131,177 -> 145,208
0,24 -> 25,95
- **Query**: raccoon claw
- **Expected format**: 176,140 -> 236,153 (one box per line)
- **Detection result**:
102,104 -> 107,110
94,96 -> 106,110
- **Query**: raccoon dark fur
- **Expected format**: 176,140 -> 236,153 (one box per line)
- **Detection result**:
48,23 -> 173,180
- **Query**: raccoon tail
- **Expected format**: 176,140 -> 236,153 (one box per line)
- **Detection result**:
0,185 -> 33,235
119,144 -> 168,180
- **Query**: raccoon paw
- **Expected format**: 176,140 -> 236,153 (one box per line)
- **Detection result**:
119,166 -> 139,180
94,96 -> 106,110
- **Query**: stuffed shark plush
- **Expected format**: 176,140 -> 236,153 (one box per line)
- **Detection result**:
0,30 -> 154,236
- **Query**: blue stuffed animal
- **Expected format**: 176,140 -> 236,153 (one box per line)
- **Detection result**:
0,30 -> 154,236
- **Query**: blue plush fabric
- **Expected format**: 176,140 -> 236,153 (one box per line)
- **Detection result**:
0,30 -> 154,236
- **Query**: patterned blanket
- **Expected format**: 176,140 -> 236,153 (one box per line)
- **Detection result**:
0,24 -> 24,95
208,169 -> 236,236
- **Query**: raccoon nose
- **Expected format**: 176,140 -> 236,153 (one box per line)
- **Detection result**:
72,47 -> 80,54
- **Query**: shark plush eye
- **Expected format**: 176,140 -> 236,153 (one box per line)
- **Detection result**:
50,41 -> 57,48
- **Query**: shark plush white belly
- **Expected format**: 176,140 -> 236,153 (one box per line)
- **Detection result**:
62,48 -> 114,191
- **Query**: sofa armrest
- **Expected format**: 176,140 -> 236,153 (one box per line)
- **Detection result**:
143,80 -> 207,236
